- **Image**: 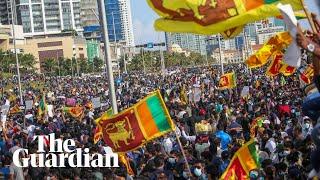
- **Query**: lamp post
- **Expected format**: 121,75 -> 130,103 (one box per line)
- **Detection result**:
10,0 -> 23,105
98,0 -> 118,114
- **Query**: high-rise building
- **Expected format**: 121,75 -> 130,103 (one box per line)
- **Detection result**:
80,0 -> 99,27
0,0 -> 82,36
165,32 -> 207,55
105,0 -> 134,46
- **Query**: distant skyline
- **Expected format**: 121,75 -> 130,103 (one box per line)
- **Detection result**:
130,0 -> 319,45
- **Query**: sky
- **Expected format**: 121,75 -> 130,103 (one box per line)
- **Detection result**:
131,0 -> 320,45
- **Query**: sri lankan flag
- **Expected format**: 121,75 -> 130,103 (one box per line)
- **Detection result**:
38,95 -> 47,118
266,52 -> 296,76
220,140 -> 260,180
218,72 -> 236,90
246,32 -> 292,68
63,106 -> 84,118
300,65 -> 314,84
94,108 -> 114,144
147,0 -> 302,37
250,117 -> 264,138
97,90 -> 175,153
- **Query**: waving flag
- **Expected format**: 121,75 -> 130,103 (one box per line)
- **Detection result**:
63,106 -> 84,118
38,95 -> 47,118
266,52 -> 296,77
221,140 -> 260,180
300,65 -> 314,84
218,72 -> 236,90
246,31 -> 292,68
279,64 -> 296,76
266,52 -> 283,77
147,0 -> 302,36
97,91 -> 175,153
94,108 -> 114,144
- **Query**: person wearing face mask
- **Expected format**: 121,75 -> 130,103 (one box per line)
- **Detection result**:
302,118 -> 313,138
191,161 -> 207,180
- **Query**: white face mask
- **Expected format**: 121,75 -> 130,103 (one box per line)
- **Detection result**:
305,123 -> 310,129
194,168 -> 202,177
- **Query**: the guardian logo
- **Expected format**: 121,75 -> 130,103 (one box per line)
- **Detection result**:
13,133 -> 119,168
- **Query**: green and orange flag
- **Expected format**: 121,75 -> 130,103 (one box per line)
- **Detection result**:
97,90 -> 175,153
220,140 -> 260,180
147,0 -> 303,37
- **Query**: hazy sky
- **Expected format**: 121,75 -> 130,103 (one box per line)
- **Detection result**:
131,0 -> 320,45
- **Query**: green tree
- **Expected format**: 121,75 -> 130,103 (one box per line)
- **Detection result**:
42,58 -> 57,75
19,53 -> 36,71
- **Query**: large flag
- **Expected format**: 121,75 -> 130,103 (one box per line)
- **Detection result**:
300,65 -> 314,84
97,91 -> 175,153
266,52 -> 283,77
218,72 -> 236,90
94,108 -> 114,144
246,32 -> 292,68
63,106 -> 84,118
220,140 -> 260,180
279,64 -> 296,76
147,0 -> 302,36
266,52 -> 296,77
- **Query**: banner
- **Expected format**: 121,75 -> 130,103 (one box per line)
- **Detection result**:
92,97 -> 101,109
97,91 -> 175,153
25,100 -> 33,110
147,0 -> 302,37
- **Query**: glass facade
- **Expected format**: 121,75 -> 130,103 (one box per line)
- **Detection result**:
44,0 -> 61,32
61,2 -> 72,30
32,4 -> 44,32
105,0 -> 123,42
18,4 -> 32,33
72,1 -> 81,30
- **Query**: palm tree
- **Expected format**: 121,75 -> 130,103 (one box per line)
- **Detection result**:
42,58 -> 57,75
19,53 -> 36,71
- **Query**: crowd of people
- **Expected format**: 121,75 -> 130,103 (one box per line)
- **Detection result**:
0,18 -> 320,180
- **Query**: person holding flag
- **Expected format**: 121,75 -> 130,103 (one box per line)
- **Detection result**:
296,14 -> 320,123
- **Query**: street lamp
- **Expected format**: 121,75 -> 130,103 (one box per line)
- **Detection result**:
10,0 -> 23,105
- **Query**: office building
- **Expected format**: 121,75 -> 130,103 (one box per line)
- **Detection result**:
80,0 -> 99,27
165,32 -> 207,55
0,0 -> 82,36
105,0 -> 134,46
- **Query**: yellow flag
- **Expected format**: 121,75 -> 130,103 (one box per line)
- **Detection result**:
147,0 -> 303,36
246,32 -> 292,68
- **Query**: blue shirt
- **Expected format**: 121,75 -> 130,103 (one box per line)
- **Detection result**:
215,130 -> 232,150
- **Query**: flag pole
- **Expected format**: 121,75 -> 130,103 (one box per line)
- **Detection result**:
173,130 -> 192,176
299,0 -> 317,33
218,34 -> 224,74
98,0 -> 118,114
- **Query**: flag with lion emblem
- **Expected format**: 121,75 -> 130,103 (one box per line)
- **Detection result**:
218,72 -> 236,90
147,0 -> 303,37
96,90 -> 175,153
